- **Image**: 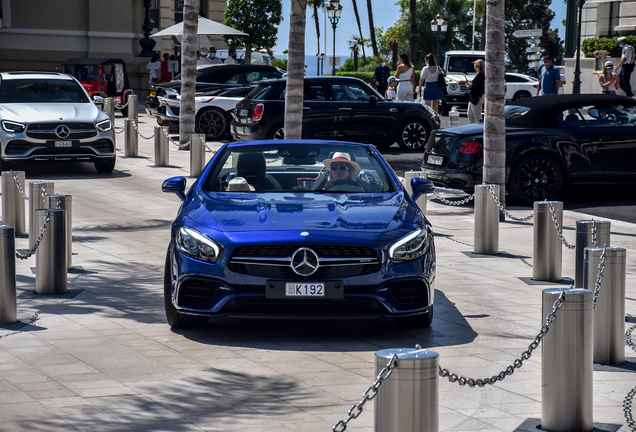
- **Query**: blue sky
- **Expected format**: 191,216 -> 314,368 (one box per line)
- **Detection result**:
272,0 -> 567,61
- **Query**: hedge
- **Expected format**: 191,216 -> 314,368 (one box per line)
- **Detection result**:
337,70 -> 423,90
581,35 -> 636,58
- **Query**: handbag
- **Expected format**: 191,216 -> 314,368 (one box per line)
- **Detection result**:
437,69 -> 447,96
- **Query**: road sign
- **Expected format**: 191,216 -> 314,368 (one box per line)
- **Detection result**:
526,46 -> 540,53
528,61 -> 541,68
513,29 -> 543,38
527,54 -> 541,60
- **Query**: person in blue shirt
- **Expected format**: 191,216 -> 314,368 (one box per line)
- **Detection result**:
536,55 -> 561,95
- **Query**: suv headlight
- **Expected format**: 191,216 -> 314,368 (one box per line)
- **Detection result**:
388,227 -> 431,263
449,83 -> 459,91
1,120 -> 26,133
96,119 -> 112,132
176,226 -> 222,263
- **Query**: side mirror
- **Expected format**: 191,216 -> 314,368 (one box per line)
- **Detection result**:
93,95 -> 105,109
162,176 -> 187,201
369,95 -> 379,104
410,177 -> 435,202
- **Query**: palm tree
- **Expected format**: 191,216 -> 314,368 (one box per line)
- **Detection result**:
351,0 -> 367,65
367,0 -> 378,58
285,0 -> 307,140
386,37 -> 400,70
409,0 -> 416,64
483,0 -> 506,207
308,0 -> 324,75
178,0 -> 200,149
347,39 -> 359,71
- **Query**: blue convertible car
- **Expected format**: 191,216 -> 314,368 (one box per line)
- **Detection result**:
162,140 -> 436,328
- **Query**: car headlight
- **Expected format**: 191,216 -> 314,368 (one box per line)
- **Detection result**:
176,226 -> 222,263
1,120 -> 26,133
96,119 -> 112,132
388,227 -> 431,263
449,83 -> 458,91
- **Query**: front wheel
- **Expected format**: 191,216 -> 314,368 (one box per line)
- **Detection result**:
196,108 -> 229,140
94,157 -> 116,173
512,91 -> 532,100
164,255 -> 209,328
508,154 -> 564,206
396,119 -> 430,151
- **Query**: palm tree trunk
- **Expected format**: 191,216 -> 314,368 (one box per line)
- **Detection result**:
351,0 -> 367,65
244,41 -> 252,65
178,0 -> 200,149
367,0 -> 378,58
483,0 -> 506,208
285,0 -> 307,140
409,0 -> 416,64
312,1 -> 321,75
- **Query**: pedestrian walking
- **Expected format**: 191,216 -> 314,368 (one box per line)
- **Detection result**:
168,55 -> 179,78
394,54 -> 415,102
146,53 -> 161,86
458,59 -> 485,123
536,55 -> 561,95
159,53 -> 171,83
615,37 -> 635,97
599,61 -> 620,94
418,53 -> 442,112
374,59 -> 391,97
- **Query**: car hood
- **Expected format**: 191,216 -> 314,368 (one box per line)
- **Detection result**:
186,191 -> 417,233
446,72 -> 476,83
0,103 -> 104,123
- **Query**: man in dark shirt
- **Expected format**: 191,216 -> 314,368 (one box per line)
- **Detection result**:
374,59 -> 391,97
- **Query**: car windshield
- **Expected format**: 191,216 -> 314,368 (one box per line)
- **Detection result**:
504,105 -> 532,122
0,78 -> 89,103
446,56 -> 484,73
202,143 -> 397,194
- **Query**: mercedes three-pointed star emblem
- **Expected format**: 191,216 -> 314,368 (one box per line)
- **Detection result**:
290,247 -> 319,276
55,124 -> 71,139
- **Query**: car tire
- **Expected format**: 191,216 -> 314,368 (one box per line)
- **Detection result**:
508,154 -> 564,207
164,255 -> 209,328
267,124 -> 285,140
396,119 -> 430,151
120,106 -> 128,118
395,308 -> 433,328
94,157 -> 116,174
196,108 -> 229,140
513,91 -> 532,100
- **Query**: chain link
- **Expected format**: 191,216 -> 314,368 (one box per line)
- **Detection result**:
624,385 -> 636,432
591,219 -> 598,248
131,120 -> 155,140
439,290 -> 566,387
11,171 -> 29,199
41,184 -> 47,201
433,191 -> 475,206
591,245 -> 607,310
15,211 -> 50,260
0,311 -> 41,340
333,354 -> 398,432
114,126 -> 125,135
487,186 -> 534,222
627,324 -> 636,354
548,202 -> 576,249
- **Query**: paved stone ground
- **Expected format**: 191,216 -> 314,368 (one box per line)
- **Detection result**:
0,111 -> 634,431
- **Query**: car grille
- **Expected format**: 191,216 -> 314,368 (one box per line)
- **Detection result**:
229,245 -> 380,280
26,123 -> 97,140
4,138 -> 114,156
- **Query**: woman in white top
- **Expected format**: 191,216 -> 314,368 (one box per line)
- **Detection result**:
599,60 -> 620,94
394,54 -> 415,102
418,53 -> 441,112
146,53 -> 161,86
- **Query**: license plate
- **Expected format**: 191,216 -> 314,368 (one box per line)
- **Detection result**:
239,108 -> 248,117
55,141 -> 73,147
150,91 -> 156,98
285,282 -> 325,297
427,155 -> 443,166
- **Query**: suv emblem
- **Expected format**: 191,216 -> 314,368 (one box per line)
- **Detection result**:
55,125 -> 71,139
291,247 -> 319,276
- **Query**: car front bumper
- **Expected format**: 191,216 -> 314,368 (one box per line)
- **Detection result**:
1,133 -> 116,163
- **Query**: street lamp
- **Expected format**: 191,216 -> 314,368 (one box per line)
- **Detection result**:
327,0 -> 343,76
572,0 -> 586,94
430,14 -> 448,63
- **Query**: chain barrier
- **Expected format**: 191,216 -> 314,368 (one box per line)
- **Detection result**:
114,126 -> 125,135
433,191 -> 475,206
131,120 -> 155,140
548,202 -> 576,249
591,245 -> 607,310
11,171 -> 29,199
15,211 -> 50,260
625,385 -> 636,432
591,219 -> 598,248
439,290 -> 566,387
0,311 -> 41,340
627,324 -> 636,354
520,258 -> 533,268
333,354 -> 398,432
487,186 -> 534,222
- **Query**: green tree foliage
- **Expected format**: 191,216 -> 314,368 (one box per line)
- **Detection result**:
580,36 -> 636,58
224,0 -> 283,64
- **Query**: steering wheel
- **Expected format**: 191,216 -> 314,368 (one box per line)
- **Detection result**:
606,113 -> 617,122
331,179 -> 364,191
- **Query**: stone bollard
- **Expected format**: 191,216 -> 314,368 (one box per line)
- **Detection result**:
533,201 -> 563,282
190,133 -> 206,178
35,209 -> 67,295
0,225 -> 17,325
474,184 -> 499,255
1,171 -> 27,236
29,181 -> 54,249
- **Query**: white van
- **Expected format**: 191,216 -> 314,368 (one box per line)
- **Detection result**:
215,49 -> 272,66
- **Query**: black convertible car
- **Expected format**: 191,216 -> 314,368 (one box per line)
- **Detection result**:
422,94 -> 636,206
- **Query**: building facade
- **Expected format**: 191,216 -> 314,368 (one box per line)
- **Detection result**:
0,0 -> 228,98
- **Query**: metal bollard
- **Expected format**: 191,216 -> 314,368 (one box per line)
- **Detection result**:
404,171 -> 427,215
35,209 -> 67,295
575,220 -> 610,288
0,225 -> 17,325
29,181 -> 54,249
1,171 -> 27,236
542,288 -> 593,432
533,201 -> 562,282
103,97 -> 115,123
375,347 -> 438,432
584,246 -> 626,365
474,184 -> 499,255
47,194 -> 72,270
155,126 -> 169,167
124,118 -> 138,157
190,133 -> 206,178
126,94 -> 138,122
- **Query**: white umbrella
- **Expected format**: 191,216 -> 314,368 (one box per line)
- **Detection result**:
151,16 -> 247,38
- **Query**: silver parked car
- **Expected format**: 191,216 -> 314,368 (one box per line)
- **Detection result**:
0,72 -> 116,173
